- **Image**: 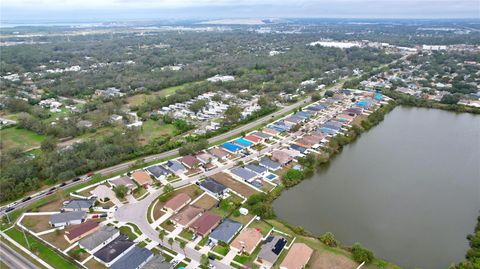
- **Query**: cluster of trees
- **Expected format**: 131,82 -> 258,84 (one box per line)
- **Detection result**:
178,139 -> 208,156
451,216 -> 480,269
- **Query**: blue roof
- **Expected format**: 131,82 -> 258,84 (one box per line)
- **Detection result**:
111,247 -> 153,269
234,138 -> 253,147
320,127 -> 337,135
268,125 -> 287,132
209,219 -> 243,243
221,142 -> 242,152
374,93 -> 383,100
294,111 -> 311,119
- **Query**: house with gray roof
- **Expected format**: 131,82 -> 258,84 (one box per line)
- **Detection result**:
251,131 -> 271,139
199,178 -> 228,197
166,160 -> 186,175
79,226 -> 120,254
146,165 -> 171,179
49,211 -> 87,227
259,157 -> 281,171
245,164 -> 268,176
209,219 -> 243,244
230,167 -> 257,183
62,198 -> 96,212
94,235 -> 135,267
109,176 -> 136,193
110,246 -> 153,269
142,255 -> 171,269
256,235 -> 288,268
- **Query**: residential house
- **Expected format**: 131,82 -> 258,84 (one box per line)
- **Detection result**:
171,206 -> 204,227
64,220 -> 100,244
251,131 -> 271,139
244,135 -> 263,144
131,171 -> 153,187
110,247 -> 153,269
221,142 -> 242,154
262,127 -> 279,136
230,167 -> 257,183
231,228 -> 263,255
279,243 -> 313,269
62,198 -> 96,212
209,219 -> 243,244
79,226 -> 120,254
145,165 -> 171,180
109,176 -> 136,193
142,255 -> 171,269
166,160 -> 187,175
256,235 -> 288,268
180,155 -> 201,169
259,157 -> 281,171
49,211 -> 87,227
196,152 -> 215,164
90,185 -> 114,203
209,148 -> 229,161
245,164 -> 268,176
199,178 -> 228,197
271,150 -> 293,166
189,212 -> 222,237
93,235 -> 135,267
164,193 -> 191,214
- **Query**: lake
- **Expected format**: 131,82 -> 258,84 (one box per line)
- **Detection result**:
274,106 -> 480,269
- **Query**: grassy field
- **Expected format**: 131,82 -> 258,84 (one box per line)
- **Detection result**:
4,227 -> 76,269
126,81 -> 199,107
0,127 -> 45,151
139,120 -> 177,144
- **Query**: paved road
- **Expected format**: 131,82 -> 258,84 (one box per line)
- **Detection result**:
0,242 -> 38,269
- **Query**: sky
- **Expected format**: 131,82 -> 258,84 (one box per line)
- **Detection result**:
1,0 -> 479,22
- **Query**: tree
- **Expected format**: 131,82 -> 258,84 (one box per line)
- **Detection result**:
163,184 -> 174,194
168,237 -> 174,248
440,94 -> 460,105
351,243 -> 374,264
319,232 -> 338,247
200,254 -> 210,267
189,99 -> 207,114
158,229 -> 166,246
325,90 -> 334,97
179,240 -> 186,255
114,185 -> 128,199
311,92 -> 322,101
41,136 -> 58,152
223,105 -> 242,125
281,169 -> 304,188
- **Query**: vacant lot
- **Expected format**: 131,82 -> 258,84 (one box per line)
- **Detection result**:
126,81 -> 199,107
139,120 -> 177,144
21,215 -> 52,233
307,250 -> 357,269
210,173 -> 259,198
40,231 -> 71,250
192,194 -> 217,210
84,258 -> 107,269
36,197 -> 65,212
0,127 -> 45,151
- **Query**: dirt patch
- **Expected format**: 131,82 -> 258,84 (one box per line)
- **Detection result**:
210,172 -> 258,197
21,215 -> 52,233
40,231 -> 71,250
84,258 -> 107,269
153,201 -> 166,221
192,194 -> 218,210
308,250 -> 357,269
68,246 -> 90,262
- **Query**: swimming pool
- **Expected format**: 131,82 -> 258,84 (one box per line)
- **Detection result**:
265,173 -> 277,181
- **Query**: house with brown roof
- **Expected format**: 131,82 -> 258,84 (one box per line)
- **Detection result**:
180,155 -> 201,169
171,206 -> 204,227
263,127 -> 279,136
163,193 -> 191,214
188,212 -> 221,237
64,220 -> 100,244
209,148 -> 229,160
279,243 -> 313,269
244,135 -> 262,143
131,171 -> 152,187
230,228 -> 263,255
271,150 -> 294,165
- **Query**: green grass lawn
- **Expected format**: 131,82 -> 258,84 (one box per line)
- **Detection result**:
119,225 -> 138,240
126,81 -> 200,107
139,120 -> 177,143
247,219 -> 273,236
0,127 -> 45,151
213,244 -> 230,256
4,227 -> 76,269
179,228 -> 194,240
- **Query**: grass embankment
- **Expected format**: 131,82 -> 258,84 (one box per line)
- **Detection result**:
3,227 -> 77,269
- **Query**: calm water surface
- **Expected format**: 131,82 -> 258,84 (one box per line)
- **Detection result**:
274,106 -> 480,269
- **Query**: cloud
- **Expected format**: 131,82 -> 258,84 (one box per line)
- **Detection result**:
1,0 -> 478,20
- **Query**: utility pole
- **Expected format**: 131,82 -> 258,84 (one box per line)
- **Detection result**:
21,227 -> 31,250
